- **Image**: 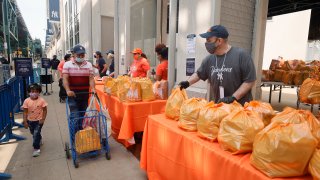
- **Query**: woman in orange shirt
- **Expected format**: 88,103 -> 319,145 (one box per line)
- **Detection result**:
129,48 -> 150,78
155,44 -> 168,81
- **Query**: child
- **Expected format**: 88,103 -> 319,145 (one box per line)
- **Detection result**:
22,83 -> 48,157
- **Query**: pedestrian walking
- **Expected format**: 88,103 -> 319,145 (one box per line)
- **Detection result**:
22,83 -> 48,157
50,55 -> 60,81
62,44 -> 95,130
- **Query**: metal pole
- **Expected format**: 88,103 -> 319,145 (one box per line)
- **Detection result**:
168,0 -> 178,93
114,0 -> 119,77
1,0 -> 8,61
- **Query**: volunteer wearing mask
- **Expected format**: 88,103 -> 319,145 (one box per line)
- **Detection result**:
94,51 -> 107,77
128,48 -> 150,78
179,25 -> 256,105
106,49 -> 115,77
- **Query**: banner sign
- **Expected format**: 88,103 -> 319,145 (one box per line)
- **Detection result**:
47,19 -> 54,35
41,58 -> 51,68
49,0 -> 60,22
14,58 -> 33,77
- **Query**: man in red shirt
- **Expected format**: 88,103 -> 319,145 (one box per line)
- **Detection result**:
155,44 -> 168,81
129,48 -> 150,78
63,44 -> 95,130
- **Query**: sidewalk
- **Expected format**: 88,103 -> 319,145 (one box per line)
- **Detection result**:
1,82 -> 146,180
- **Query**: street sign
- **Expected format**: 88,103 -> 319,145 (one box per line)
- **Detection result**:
14,58 -> 33,77
41,58 -> 51,68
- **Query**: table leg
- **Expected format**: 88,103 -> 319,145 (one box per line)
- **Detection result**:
269,85 -> 272,103
278,85 -> 282,103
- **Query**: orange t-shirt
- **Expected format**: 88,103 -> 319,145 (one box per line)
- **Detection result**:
22,97 -> 48,121
58,60 -> 65,78
130,58 -> 150,78
156,60 -> 168,80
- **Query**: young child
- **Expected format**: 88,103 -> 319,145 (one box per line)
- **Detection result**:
22,83 -> 48,157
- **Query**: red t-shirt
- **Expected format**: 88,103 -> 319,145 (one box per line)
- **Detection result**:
156,60 -> 168,80
130,58 -> 150,78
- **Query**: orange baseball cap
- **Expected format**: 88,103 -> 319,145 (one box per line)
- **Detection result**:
131,48 -> 143,54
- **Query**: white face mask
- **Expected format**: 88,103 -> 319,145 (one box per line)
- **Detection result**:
76,57 -> 84,63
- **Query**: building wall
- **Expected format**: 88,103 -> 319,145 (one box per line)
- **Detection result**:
101,16 -> 114,65
263,10 -> 311,69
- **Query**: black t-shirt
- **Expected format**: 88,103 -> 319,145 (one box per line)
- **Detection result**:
97,58 -> 106,73
51,58 -> 60,70
196,47 -> 256,105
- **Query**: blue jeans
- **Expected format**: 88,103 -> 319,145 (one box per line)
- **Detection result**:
28,121 -> 43,149
68,96 -> 89,132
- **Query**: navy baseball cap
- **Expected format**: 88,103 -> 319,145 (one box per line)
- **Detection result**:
73,44 -> 86,54
199,25 -> 229,39
106,49 -> 114,55
95,51 -> 102,56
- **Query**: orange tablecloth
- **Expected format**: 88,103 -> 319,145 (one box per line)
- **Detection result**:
95,85 -> 166,146
140,114 -> 312,180
94,79 -> 104,85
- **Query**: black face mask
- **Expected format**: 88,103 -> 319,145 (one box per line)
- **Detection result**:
94,55 -> 97,58
205,40 -> 218,54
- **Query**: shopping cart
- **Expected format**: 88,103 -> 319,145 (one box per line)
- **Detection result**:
64,92 -> 111,168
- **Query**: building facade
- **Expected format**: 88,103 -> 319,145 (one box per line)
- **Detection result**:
46,0 -> 114,64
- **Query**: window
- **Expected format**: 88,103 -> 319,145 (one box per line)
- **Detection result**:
166,0 -> 179,34
65,2 -> 69,50
74,15 -> 79,45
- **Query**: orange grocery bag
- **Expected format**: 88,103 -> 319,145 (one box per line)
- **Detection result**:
178,98 -> 207,131
117,76 -> 130,102
197,102 -> 233,141
218,109 -> 264,154
309,149 -> 320,180
104,78 -> 117,96
126,80 -> 142,102
250,121 -> 317,178
165,88 -> 188,120
153,80 -> 168,100
244,101 -> 275,126
137,78 -> 155,102
75,127 -> 101,154
271,107 -> 320,147
299,78 -> 320,104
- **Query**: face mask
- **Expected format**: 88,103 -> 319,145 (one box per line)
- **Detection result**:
205,41 -> 218,54
94,55 -> 97,58
133,54 -> 140,60
76,57 -> 84,63
29,92 -> 39,99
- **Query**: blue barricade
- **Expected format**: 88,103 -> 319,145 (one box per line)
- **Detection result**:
0,77 -> 26,143
33,68 -> 41,84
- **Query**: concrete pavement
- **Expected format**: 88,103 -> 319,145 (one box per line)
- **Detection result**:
1,82 -> 147,180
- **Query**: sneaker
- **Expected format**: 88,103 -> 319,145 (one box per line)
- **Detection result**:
32,149 -> 41,157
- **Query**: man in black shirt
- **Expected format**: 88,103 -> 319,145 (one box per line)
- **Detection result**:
94,51 -> 107,77
50,55 -> 60,81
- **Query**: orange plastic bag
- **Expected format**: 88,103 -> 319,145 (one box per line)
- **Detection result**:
165,88 -> 188,120
274,69 -> 285,82
309,149 -> 320,180
197,102 -> 240,141
126,80 -> 142,102
282,71 -> 296,85
178,98 -> 207,131
250,121 -> 317,178
137,78 -> 155,102
75,127 -> 101,154
153,80 -> 168,100
299,78 -> 320,104
244,101 -> 275,126
271,107 -> 320,147
117,77 -> 130,102
104,78 -> 117,96
218,109 -> 264,154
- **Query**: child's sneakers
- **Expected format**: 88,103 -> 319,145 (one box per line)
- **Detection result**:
32,149 -> 41,157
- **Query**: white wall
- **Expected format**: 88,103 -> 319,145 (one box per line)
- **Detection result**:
263,10 -> 311,69
176,0 -> 216,97
79,0 -> 93,62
